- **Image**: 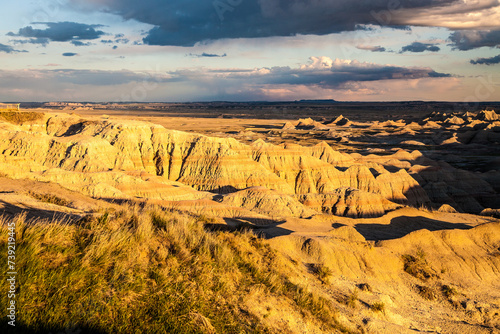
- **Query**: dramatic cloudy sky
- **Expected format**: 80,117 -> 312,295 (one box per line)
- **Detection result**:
0,0 -> 499,102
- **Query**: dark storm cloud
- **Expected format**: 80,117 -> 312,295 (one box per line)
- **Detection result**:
69,0 -> 470,46
168,57 -> 451,89
449,30 -> 500,50
7,22 -> 106,44
0,43 -> 25,53
470,54 -> 500,65
400,42 -> 440,53
0,59 -> 454,101
62,52 -> 78,57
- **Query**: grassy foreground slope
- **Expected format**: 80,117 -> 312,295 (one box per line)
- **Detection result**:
0,206 -> 350,334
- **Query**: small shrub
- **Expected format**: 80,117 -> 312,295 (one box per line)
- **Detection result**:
441,284 -> 457,298
347,289 -> 359,308
402,252 -> 436,281
417,285 -> 437,300
357,283 -> 372,292
370,302 -> 385,313
311,263 -> 333,284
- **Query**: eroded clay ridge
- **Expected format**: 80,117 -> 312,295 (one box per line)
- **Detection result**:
0,112 -> 497,217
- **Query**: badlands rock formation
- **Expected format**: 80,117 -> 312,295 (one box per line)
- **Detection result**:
0,112 -> 430,219
277,110 -> 500,215
0,111 -> 498,219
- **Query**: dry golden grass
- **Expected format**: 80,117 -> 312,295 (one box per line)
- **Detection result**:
0,205 -> 354,334
0,111 -> 44,124
27,191 -> 72,207
346,289 -> 359,309
370,302 -> 385,313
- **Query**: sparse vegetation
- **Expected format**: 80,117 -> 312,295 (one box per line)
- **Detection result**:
347,289 -> 359,308
196,214 -> 217,225
0,206 -> 352,333
417,204 -> 434,213
402,250 -> 436,281
370,302 -> 385,313
311,263 -> 333,284
28,191 -> 72,207
441,284 -> 458,298
357,283 -> 372,292
0,111 -> 44,125
416,285 -> 437,300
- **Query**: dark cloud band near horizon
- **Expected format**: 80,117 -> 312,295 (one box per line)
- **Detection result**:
0,57 -> 450,89
67,0 -> 500,47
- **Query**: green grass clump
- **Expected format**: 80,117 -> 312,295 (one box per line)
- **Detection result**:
28,191 -> 72,207
0,111 -> 44,125
0,205 -> 351,334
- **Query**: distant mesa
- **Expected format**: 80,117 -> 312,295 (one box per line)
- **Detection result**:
326,115 -> 351,126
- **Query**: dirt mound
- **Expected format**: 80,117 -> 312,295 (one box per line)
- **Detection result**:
281,121 -> 295,130
327,115 -> 351,126
219,186 -> 317,218
297,187 -> 402,218
445,115 -> 466,125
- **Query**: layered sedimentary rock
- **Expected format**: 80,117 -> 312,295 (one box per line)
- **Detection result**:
296,187 -> 402,218
0,111 -> 494,218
